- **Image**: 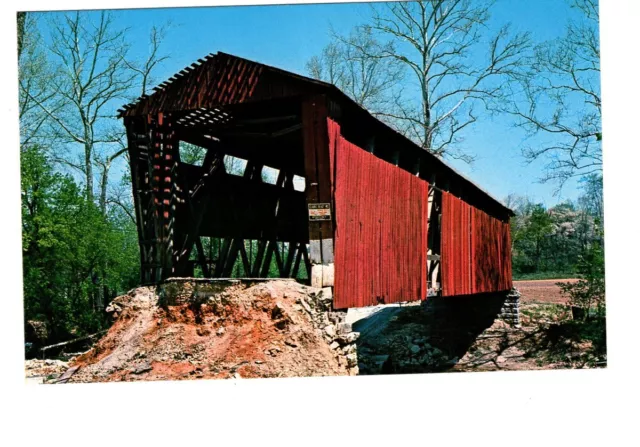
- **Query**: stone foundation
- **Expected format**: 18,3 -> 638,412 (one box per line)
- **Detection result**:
499,288 -> 521,326
421,288 -> 521,328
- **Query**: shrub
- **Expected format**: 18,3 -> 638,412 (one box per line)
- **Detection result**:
557,230 -> 605,320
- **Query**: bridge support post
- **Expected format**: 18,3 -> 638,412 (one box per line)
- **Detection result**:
302,95 -> 335,289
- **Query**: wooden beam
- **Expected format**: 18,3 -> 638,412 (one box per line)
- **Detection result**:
301,95 -> 335,288
252,240 -> 268,277
283,242 -> 298,277
195,237 -> 210,277
176,128 -> 305,177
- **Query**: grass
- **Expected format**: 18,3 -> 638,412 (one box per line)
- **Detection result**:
520,303 -> 570,324
513,271 -> 580,281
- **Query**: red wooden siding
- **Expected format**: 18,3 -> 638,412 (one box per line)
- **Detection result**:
442,192 -> 513,296
330,119 -> 429,309
441,193 -> 473,295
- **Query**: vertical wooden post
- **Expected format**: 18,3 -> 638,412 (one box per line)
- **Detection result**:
301,95 -> 334,288
149,111 -> 180,281
426,173 -> 442,293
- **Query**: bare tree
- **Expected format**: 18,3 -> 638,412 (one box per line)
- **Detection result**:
104,172 -> 137,226
343,0 -> 530,163
95,143 -> 127,216
124,24 -> 171,96
18,13 -> 59,150
306,42 -> 345,86
507,0 -> 601,185
23,11 -> 171,309
97,23 -> 171,216
307,27 -> 404,114
25,11 -> 134,203
578,173 -> 603,223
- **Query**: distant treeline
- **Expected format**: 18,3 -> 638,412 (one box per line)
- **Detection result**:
508,174 -> 603,280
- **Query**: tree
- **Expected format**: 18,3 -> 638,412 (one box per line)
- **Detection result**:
558,231 -> 604,318
578,173 -> 603,223
511,201 -> 554,273
21,145 -> 138,340
124,24 -> 171,96
307,27 -> 404,114
333,0 -> 530,163
509,176 -> 602,279
507,0 -> 601,185
21,12 -> 171,312
17,12 -> 27,58
19,12 -> 172,348
97,23 -> 171,217
25,11 -> 134,203
18,12 -> 57,151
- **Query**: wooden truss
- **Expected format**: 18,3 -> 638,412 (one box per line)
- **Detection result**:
125,107 -> 312,284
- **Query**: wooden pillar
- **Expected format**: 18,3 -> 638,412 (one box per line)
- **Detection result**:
301,95 -> 334,288
148,111 -> 180,281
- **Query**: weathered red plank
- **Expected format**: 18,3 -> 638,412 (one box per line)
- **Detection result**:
330,119 -> 429,309
442,192 -> 512,296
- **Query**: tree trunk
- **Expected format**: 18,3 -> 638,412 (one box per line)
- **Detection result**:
17,12 -> 27,58
99,159 -> 110,216
96,159 -> 112,312
85,142 -> 94,203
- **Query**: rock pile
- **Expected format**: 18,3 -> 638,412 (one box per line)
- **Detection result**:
294,286 -> 360,375
358,333 -> 457,374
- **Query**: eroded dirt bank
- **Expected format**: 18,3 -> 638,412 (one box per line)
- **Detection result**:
67,280 -> 355,383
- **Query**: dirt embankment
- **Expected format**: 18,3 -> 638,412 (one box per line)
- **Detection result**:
68,280 -> 352,383
29,278 -> 603,382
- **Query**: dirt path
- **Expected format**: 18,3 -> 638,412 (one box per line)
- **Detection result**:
514,278 -> 578,304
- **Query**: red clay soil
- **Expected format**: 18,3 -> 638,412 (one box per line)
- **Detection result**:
514,279 -> 579,304
69,281 -> 348,383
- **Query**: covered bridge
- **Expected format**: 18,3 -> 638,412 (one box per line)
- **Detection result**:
118,52 -> 514,309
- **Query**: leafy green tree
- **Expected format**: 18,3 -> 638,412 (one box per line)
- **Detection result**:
512,203 -> 554,273
558,231 -> 605,318
21,145 -> 139,342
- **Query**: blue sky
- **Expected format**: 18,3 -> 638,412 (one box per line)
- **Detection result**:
36,0 -> 597,207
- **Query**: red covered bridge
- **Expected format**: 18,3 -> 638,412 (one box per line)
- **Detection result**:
119,52 -> 513,309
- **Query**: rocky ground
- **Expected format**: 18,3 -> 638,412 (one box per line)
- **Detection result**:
26,279 -> 605,383
24,359 -> 70,384
353,280 -> 606,374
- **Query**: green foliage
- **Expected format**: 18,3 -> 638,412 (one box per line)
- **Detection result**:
557,231 -> 605,319
539,317 -> 607,367
511,202 -> 556,274
512,271 -> 577,281
21,146 -> 139,342
179,141 -> 207,166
